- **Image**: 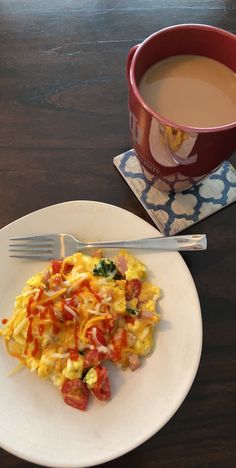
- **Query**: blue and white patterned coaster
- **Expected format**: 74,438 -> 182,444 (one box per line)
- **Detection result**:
113,149 -> 236,236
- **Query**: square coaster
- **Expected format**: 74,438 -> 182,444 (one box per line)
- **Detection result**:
114,149 -> 236,235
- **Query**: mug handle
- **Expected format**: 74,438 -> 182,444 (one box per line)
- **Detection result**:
126,44 -> 140,84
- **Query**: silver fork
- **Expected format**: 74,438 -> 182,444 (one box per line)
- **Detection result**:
9,233 -> 207,260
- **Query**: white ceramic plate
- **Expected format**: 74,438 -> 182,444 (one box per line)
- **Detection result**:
0,201 -> 202,467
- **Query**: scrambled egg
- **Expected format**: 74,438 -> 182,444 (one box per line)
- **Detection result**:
0,250 -> 161,394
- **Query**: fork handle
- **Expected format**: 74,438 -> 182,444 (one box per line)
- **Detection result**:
79,234 -> 207,251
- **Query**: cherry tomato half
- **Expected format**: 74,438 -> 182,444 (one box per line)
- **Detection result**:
63,262 -> 73,275
125,315 -> 135,325
125,279 -> 141,301
61,296 -> 77,321
66,294 -> 78,309
86,326 -> 107,346
111,328 -> 127,361
51,260 -> 63,275
68,349 -> 79,361
100,318 -> 115,334
84,349 -> 102,368
63,311 -> 74,321
90,366 -> 111,401
61,379 -> 89,411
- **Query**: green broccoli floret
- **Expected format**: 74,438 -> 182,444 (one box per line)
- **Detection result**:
126,307 -> 140,317
93,258 -> 122,279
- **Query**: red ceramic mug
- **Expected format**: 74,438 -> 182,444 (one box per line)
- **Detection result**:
127,24 -> 236,192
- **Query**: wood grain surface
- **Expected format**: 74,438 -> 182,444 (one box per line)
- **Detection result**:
0,1 -> 235,467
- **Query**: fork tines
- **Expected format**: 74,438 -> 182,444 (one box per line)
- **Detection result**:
9,235 -> 54,259
10,235 -> 53,241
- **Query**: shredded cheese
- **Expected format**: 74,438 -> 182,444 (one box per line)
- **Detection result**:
42,288 -> 66,302
80,314 -> 112,341
64,304 -> 79,320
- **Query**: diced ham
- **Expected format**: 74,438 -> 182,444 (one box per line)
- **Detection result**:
127,331 -> 136,346
128,353 -> 140,371
141,310 -> 154,319
42,270 -> 50,284
115,255 -> 127,276
92,249 -> 103,258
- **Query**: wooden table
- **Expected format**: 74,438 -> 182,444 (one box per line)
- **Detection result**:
0,1 -> 235,467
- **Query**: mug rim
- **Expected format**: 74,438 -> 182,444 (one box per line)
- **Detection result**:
130,23 -> 236,134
